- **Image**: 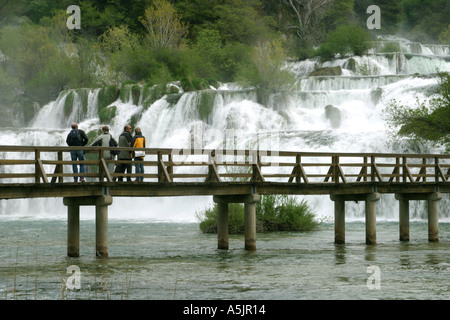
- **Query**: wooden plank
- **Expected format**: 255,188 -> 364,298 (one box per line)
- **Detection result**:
336,164 -> 347,184
372,162 -> 383,182
158,158 -> 172,183
36,159 -> 49,183
404,163 -> 414,182
100,158 -> 112,182
251,163 -> 264,182
436,164 -> 447,181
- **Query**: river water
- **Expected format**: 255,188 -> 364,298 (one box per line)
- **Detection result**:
1,217 -> 449,301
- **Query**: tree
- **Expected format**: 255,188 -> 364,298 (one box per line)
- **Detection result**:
236,38 -> 296,94
384,73 -> 450,151
139,0 -> 188,49
283,0 -> 333,42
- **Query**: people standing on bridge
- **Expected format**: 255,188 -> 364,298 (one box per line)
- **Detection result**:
66,122 -> 89,182
117,124 -> 133,182
131,127 -> 146,182
90,125 -> 116,174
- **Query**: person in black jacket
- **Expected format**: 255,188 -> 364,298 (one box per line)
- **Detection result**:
66,122 -> 89,182
117,124 -> 133,181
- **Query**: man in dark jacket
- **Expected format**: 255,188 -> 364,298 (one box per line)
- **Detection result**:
117,124 -> 133,181
66,122 -> 89,182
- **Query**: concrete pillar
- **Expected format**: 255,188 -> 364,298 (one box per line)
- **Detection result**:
365,193 -> 380,245
428,192 -> 441,242
67,204 -> 80,257
63,196 -> 112,257
334,199 -> 345,244
96,203 -> 109,257
217,202 -> 229,250
213,194 -> 260,251
399,198 -> 410,241
244,201 -> 257,251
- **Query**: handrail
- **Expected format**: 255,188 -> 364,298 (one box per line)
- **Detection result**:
0,145 -> 449,184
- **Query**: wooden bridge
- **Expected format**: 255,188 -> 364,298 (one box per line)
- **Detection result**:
0,145 -> 449,257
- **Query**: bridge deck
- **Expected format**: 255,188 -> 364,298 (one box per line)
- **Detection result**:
1,146 -> 450,199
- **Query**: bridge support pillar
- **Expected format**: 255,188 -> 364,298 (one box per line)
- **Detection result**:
365,193 -> 380,245
398,198 -> 410,241
334,199 -> 345,244
331,193 -> 380,245
67,203 -> 80,257
217,203 -> 229,250
213,194 -> 261,251
63,196 -> 113,257
395,192 -> 441,242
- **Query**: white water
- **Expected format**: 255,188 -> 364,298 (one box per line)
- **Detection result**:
1,36 -> 450,222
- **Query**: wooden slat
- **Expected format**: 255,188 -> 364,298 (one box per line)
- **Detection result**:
100,158 -> 112,182
36,159 -> 48,183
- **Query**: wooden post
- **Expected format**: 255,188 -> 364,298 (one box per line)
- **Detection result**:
217,202 -> 229,250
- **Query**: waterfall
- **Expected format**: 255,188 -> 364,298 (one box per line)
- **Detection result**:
1,36 -> 449,222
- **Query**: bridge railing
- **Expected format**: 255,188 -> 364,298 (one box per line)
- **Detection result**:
0,146 -> 449,184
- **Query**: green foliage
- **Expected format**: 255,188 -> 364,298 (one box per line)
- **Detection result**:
120,82 -> 141,105
197,90 -> 216,122
98,105 -> 117,124
97,85 -> 119,112
401,0 -> 450,43
196,195 -> 318,234
316,24 -> 372,61
236,39 -> 296,93
384,73 -> 450,150
63,91 -> 75,117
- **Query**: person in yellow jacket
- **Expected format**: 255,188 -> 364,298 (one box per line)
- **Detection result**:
131,127 -> 146,182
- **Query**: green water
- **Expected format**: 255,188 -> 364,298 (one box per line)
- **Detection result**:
0,219 -> 449,300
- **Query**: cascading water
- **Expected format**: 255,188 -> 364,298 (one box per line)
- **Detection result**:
1,36 -> 449,222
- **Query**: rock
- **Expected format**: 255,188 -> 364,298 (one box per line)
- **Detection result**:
324,105 -> 342,128
309,66 -> 342,76
343,58 -> 357,73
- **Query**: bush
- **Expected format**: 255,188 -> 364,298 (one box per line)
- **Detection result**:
196,195 -> 318,234
316,24 -> 372,61
236,39 -> 296,93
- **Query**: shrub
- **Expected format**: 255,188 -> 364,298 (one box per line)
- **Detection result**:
196,195 -> 318,234
316,24 -> 372,61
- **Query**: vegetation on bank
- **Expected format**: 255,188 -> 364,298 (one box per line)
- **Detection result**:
384,72 -> 450,152
1,0 -> 449,125
197,195 -> 318,234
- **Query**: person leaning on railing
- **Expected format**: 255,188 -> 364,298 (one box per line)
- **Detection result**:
131,127 -> 146,182
66,122 -> 89,182
90,125 -> 117,174
118,124 -> 133,182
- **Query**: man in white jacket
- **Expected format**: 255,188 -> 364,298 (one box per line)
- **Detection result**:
90,125 -> 116,173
